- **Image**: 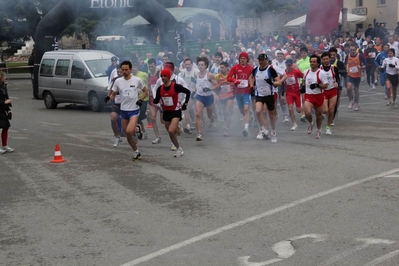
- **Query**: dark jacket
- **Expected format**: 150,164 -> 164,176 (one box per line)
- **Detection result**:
0,82 -> 11,128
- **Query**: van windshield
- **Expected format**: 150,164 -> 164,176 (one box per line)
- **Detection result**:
85,59 -> 110,78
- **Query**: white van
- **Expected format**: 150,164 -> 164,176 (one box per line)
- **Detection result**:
38,50 -> 116,112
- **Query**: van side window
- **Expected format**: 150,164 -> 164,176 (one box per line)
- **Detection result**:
55,59 -> 70,76
71,61 -> 86,79
40,59 -> 55,76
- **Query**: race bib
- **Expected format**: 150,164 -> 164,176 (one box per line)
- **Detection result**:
115,95 -> 122,104
122,88 -> 135,98
349,66 -> 359,73
221,85 -> 231,92
286,77 -> 296,85
369,52 -> 376,57
259,87 -> 269,94
162,96 -> 173,106
237,79 -> 248,88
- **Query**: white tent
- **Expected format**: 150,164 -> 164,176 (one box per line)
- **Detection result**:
284,13 -> 366,27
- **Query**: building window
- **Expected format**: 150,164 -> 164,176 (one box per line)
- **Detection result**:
356,0 -> 363,6
377,0 -> 386,5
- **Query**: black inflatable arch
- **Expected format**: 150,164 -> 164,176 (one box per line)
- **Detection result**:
33,0 -> 179,97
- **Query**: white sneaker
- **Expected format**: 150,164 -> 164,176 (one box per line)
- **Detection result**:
325,126 -> 332,135
113,137 -> 122,147
372,84 -> 376,90
152,137 -> 161,144
331,120 -> 335,126
171,144 -> 177,151
196,133 -> 202,141
2,146 -> 14,152
316,130 -> 321,139
283,116 -> 289,123
354,104 -> 360,111
348,102 -> 354,109
0,148 -> 6,154
393,102 -> 398,109
174,147 -> 184,158
290,124 -> 298,131
256,131 -> 264,140
271,132 -> 277,143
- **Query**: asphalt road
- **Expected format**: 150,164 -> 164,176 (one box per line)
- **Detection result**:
1,78 -> 399,266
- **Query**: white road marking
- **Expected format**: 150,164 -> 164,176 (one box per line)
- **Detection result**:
318,238 -> 395,266
238,234 -> 328,266
364,249 -> 399,266
119,168 -> 399,266
384,175 -> 399,178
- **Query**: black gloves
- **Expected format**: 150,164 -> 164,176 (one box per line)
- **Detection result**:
202,87 -> 211,92
136,99 -> 143,106
250,87 -> 255,97
389,64 -> 396,68
104,96 -> 110,102
191,76 -> 197,84
300,85 -> 306,94
182,103 -> 187,110
310,83 -> 319,90
265,78 -> 274,86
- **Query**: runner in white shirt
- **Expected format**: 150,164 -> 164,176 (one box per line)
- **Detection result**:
110,61 -> 147,161
380,48 -> 399,108
302,55 -> 329,139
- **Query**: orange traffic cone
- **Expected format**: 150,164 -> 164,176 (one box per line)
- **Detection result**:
50,144 -> 67,163
146,122 -> 153,129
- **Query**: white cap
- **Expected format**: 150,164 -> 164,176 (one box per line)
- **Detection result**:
275,50 -> 284,56
290,50 -> 296,55
362,41 -> 368,45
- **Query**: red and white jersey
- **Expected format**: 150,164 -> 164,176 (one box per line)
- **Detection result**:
228,63 -> 253,94
303,69 -> 328,95
320,65 -> 336,90
284,68 -> 303,93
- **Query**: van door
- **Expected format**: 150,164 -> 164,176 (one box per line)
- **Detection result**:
69,60 -> 89,104
53,56 -> 72,101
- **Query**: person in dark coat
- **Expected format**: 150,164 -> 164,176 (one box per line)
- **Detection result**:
0,71 -> 14,153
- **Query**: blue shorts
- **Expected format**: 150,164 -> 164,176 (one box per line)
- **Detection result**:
195,94 -> 214,108
120,109 -> 140,120
235,93 -> 251,109
348,76 -> 361,88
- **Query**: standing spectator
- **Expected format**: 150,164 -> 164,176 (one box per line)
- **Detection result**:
365,24 -> 376,40
395,21 -> 399,35
355,32 -> 364,49
28,47 -> 38,99
0,71 -> 14,154
379,23 -> 389,39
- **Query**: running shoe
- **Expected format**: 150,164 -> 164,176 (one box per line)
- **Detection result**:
196,133 -> 202,141
300,115 -> 307,123
354,104 -> 360,111
0,148 -> 6,154
331,120 -> 335,126
348,102 -> 354,109
316,130 -> 321,139
256,131 -> 264,140
368,84 -> 372,92
136,125 -> 143,140
177,122 -> 183,136
152,137 -> 161,144
290,124 -> 298,131
262,131 -> 270,140
393,102 -> 398,109
174,147 -> 184,158
271,132 -> 277,143
132,151 -> 141,161
385,95 -> 388,100
171,144 -> 177,150
184,127 -> 192,134
372,84 -> 376,90
223,130 -> 229,137
386,101 -> 391,106
143,132 -> 148,139
242,129 -> 249,137
113,137 -> 122,147
325,126 -> 332,135
283,116 -> 289,123
374,80 -> 378,86
307,122 -> 314,134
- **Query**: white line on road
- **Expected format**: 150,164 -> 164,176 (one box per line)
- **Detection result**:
384,175 -> 399,178
119,168 -> 399,266
364,249 -> 399,266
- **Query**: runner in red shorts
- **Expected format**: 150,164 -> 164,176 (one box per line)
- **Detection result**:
302,55 -> 329,139
280,59 -> 303,131
320,52 -> 340,135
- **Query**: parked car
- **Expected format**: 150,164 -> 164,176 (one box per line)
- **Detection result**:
38,50 -> 115,112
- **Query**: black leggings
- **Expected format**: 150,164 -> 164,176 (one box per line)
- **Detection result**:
366,65 -> 376,85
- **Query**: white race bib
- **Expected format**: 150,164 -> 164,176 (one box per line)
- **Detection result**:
122,88 -> 135,98
115,95 -> 122,104
286,77 -> 296,85
237,79 -> 248,88
162,96 -> 173,106
259,87 -> 269,94
221,85 -> 231,92
349,66 -> 359,73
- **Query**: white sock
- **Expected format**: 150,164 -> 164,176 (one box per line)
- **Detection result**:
244,123 -> 249,129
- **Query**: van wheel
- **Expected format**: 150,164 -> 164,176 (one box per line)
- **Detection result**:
44,92 -> 57,109
88,93 -> 103,112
